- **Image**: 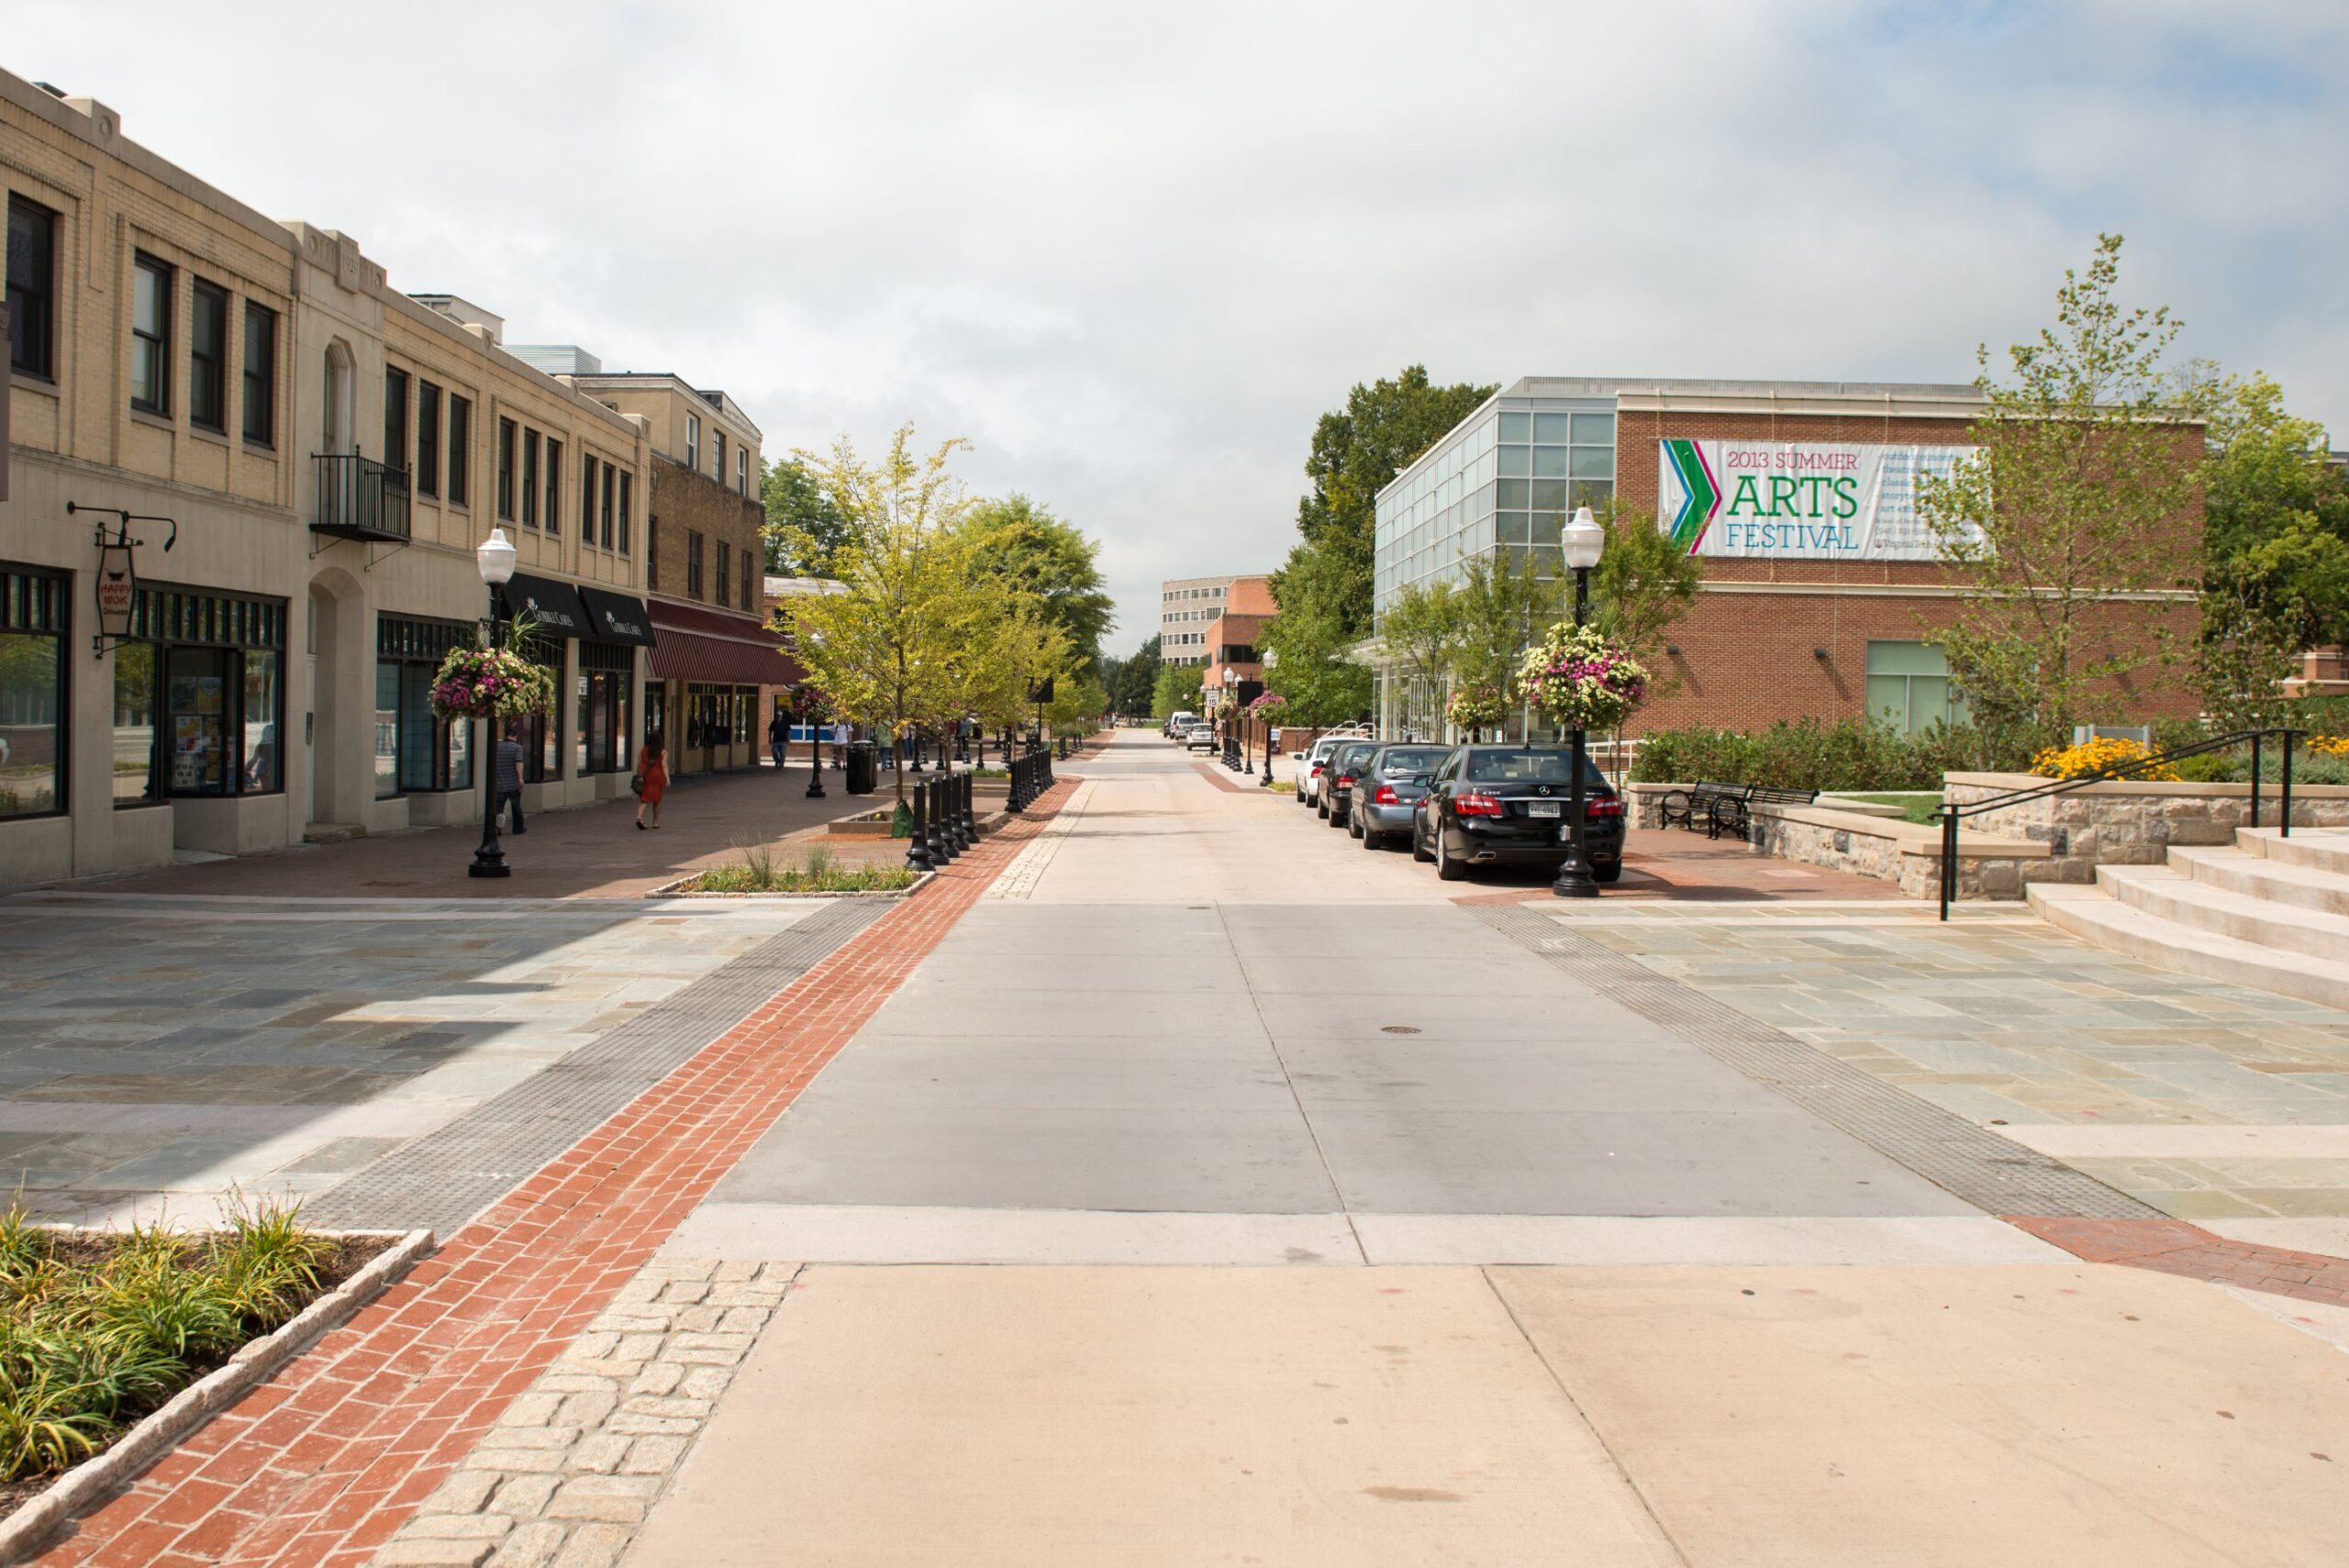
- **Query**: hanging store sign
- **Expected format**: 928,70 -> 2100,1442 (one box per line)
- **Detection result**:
1656,439 -> 1981,561
95,542 -> 138,639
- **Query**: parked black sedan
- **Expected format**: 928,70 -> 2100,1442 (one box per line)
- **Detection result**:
1348,744 -> 1455,850
1408,746 -> 1625,883
1315,740 -> 1380,825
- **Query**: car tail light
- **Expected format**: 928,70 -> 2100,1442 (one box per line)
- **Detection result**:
1373,784 -> 1399,806
1588,796 -> 1624,818
1336,776 -> 1353,791
1455,792 -> 1504,817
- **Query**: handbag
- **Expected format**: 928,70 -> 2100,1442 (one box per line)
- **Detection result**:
629,770 -> 646,797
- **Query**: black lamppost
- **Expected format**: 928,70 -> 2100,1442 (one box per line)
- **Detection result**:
1553,506 -> 1606,899
1259,648 -> 1278,781
803,693 -> 827,799
469,526 -> 518,879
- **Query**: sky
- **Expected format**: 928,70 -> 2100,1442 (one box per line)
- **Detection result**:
18,0 -> 2348,653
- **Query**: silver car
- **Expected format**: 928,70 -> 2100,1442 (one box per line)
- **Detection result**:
1347,744 -> 1455,850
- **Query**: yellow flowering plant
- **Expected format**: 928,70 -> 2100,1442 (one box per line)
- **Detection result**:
2029,736 -> 2180,782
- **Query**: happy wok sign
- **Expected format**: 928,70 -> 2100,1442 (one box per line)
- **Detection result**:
1657,438 -> 1980,561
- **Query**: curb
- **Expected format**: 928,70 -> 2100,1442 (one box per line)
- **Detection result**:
0,1228 -> 436,1566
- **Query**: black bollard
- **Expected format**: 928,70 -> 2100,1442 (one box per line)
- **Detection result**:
927,777 -> 955,862
905,780 -> 932,873
959,771 -> 977,846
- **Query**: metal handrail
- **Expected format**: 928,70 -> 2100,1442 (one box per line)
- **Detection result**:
1935,727 -> 2304,920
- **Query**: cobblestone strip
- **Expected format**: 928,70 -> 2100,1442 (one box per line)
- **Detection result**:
39,778 -> 1081,1568
373,1261 -> 795,1568
985,778 -> 1092,901
1471,905 -> 2161,1221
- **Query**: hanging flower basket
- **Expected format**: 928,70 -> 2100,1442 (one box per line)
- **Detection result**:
429,642 -> 555,722
1444,684 -> 1507,731
1247,691 -> 1287,716
1518,623 -> 1649,732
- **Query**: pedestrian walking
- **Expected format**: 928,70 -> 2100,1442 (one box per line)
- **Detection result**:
768,707 -> 789,770
633,740 -> 668,829
495,727 -> 526,834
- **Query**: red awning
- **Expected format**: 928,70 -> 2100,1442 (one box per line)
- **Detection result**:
646,598 -> 802,688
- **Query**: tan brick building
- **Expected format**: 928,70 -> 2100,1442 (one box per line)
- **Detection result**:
529,365 -> 791,777
1,70 -> 658,882
1369,376 -> 2201,740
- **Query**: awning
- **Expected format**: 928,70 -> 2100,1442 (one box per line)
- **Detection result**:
578,587 -> 656,646
646,597 -> 801,688
499,573 -> 589,639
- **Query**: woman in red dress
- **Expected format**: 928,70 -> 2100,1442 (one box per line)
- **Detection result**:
635,741 -> 669,829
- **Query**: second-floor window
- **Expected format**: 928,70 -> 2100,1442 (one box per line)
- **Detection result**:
716,541 -> 731,607
580,451 -> 596,536
715,431 -> 727,484
496,417 -> 516,520
741,555 -> 753,611
448,395 -> 472,506
188,280 -> 228,432
646,518 -> 659,591
416,381 -> 440,495
737,448 -> 749,495
521,429 -> 540,528
131,253 -> 173,415
384,367 -> 409,474
241,302 -> 276,448
618,473 -> 632,554
545,439 -> 562,537
686,530 -> 705,599
685,414 -> 700,472
601,462 -> 616,550
6,196 -> 57,381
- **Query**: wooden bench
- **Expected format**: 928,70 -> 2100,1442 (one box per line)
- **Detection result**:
1659,781 -> 1748,832
1708,784 -> 1819,841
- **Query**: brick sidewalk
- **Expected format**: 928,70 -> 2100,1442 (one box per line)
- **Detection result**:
2013,1217 -> 2349,1307
36,777 -> 1083,1567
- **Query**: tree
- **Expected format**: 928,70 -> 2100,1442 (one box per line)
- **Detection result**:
1375,580 -> 1461,737
1915,234 -> 2201,744
1589,499 -> 1703,694
1109,635 -> 1163,717
1152,661 -> 1204,720
960,495 -> 1116,663
2185,367 -> 2349,656
774,428 -> 985,802
1264,365 -> 1497,727
761,456 -> 855,574
1444,552 -> 1564,737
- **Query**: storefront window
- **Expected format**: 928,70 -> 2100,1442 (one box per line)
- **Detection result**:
0,571 -> 66,818
167,647 -> 232,796
374,661 -> 401,800
376,616 -> 474,794
398,663 -> 440,794
113,642 -> 159,806
448,709 -> 473,791
242,651 -> 281,795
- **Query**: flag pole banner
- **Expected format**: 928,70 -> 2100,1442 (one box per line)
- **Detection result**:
1657,438 -> 1980,561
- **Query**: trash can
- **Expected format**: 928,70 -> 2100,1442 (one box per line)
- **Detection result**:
845,740 -> 879,795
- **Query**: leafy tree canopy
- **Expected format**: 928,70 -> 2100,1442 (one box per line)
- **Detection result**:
761,455 -> 855,575
959,494 -> 1116,664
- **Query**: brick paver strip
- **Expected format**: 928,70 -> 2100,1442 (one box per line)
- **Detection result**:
1471,905 -> 2160,1221
2009,1217 -> 2349,1308
38,777 -> 1083,1568
1190,761 -> 1268,795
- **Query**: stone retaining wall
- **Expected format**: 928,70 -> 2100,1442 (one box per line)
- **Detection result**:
1943,773 -> 2349,884
1626,783 -> 2047,900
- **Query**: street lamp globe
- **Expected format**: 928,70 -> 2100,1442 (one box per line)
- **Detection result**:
476,526 -> 518,586
1562,506 -> 1605,572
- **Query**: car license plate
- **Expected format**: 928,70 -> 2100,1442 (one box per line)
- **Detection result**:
1527,801 -> 1562,817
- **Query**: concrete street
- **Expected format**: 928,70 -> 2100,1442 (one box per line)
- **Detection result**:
600,733 -> 2349,1566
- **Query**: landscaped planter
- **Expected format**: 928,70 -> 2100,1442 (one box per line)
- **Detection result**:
0,1228 -> 432,1563
644,869 -> 935,899
1625,782 -> 2050,899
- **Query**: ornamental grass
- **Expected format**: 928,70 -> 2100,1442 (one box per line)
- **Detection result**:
0,1197 -> 339,1485
687,843 -> 918,894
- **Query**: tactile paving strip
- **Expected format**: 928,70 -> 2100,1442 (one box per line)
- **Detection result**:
1472,905 -> 2161,1221
307,900 -> 886,1236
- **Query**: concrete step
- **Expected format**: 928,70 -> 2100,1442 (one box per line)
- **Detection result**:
2241,826 -> 2349,877
2029,882 -> 2349,1008
2095,862 -> 2349,962
2168,844 -> 2349,917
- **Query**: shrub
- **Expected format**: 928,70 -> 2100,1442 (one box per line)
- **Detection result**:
688,845 -> 918,895
1632,718 -> 1984,793
2031,737 -> 2180,782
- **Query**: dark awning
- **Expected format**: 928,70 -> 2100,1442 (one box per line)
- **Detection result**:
578,587 -> 656,646
646,598 -> 800,688
499,573 -> 589,639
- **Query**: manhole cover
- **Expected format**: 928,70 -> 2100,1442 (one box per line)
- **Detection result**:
1382,1025 -> 1421,1035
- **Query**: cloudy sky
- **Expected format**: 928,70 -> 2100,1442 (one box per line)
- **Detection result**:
20,1 -> 2346,651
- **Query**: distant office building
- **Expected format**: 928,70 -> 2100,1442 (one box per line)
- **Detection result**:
1160,574 -> 1233,665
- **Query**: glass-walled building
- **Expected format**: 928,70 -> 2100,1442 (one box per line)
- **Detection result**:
1367,375 -> 2204,744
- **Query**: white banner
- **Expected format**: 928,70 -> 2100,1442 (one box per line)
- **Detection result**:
1656,438 -> 1978,560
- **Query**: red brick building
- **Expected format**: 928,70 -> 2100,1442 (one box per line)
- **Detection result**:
1369,377 -> 2201,739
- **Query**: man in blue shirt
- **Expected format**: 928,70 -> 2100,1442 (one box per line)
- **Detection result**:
496,727 -> 526,834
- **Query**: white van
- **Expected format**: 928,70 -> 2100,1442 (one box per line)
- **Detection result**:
1163,709 -> 1198,740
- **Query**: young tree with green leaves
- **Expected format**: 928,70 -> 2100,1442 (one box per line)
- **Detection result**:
1108,635 -> 1163,717
774,428 -> 984,803
960,495 -> 1116,664
1443,553 -> 1564,740
1152,661 -> 1204,721
761,455 -> 856,574
1915,233 -> 2202,746
1374,579 -> 1461,738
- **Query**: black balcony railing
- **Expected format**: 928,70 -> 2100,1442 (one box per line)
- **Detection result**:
312,452 -> 413,542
